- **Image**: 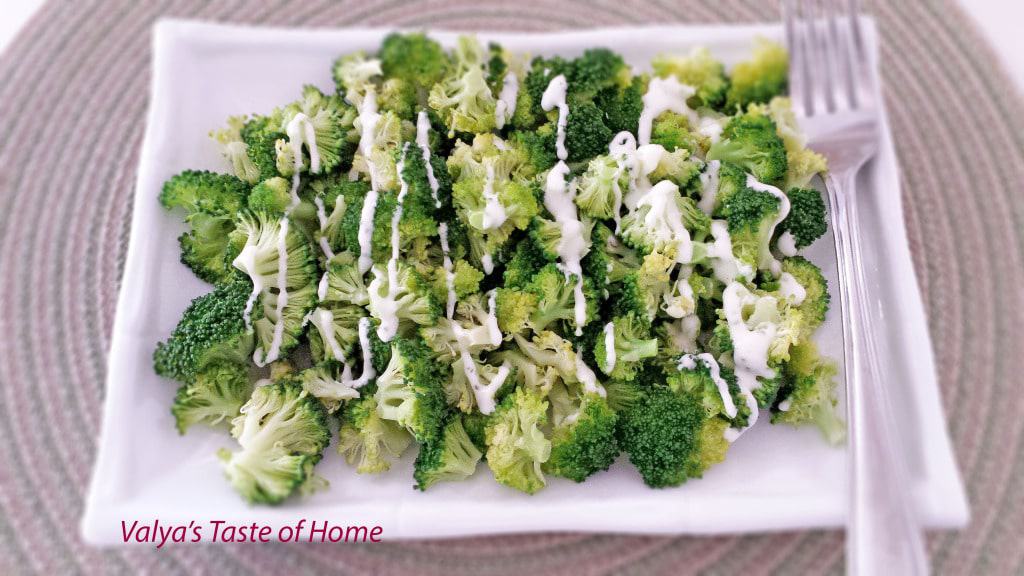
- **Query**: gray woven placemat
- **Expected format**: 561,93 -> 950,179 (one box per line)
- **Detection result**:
0,0 -> 1021,574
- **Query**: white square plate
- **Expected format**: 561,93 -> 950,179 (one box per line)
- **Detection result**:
82,19 -> 967,544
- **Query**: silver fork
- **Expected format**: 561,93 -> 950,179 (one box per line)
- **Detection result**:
783,1 -> 929,574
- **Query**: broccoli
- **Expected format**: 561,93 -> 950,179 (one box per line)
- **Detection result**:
508,129 -> 558,175
413,414 -> 483,490
240,115 -> 288,181
217,381 -> 331,504
543,390 -> 619,482
594,315 -> 659,380
721,184 -> 782,273
494,287 -> 538,335
772,341 -> 845,445
617,384 -> 727,488
778,187 -> 827,249
160,169 -> 249,217
373,336 -> 447,443
777,256 -> 830,336
485,387 -> 551,494
177,212 -> 236,283
210,116 -> 263,184
575,154 -> 629,221
611,251 -> 674,322
650,111 -> 710,156
564,99 -> 614,163
338,394 -> 413,474
171,360 -> 253,434
292,361 -> 361,413
594,74 -> 645,135
751,97 -> 827,189
706,112 -> 787,186
247,176 -> 292,215
619,180 -> 695,261
367,262 -> 441,336
154,278 -> 255,383
429,36 -> 497,135
276,85 -> 351,174
726,38 -> 788,111
651,47 -> 729,110
332,50 -> 382,105
526,264 -> 597,333
319,253 -> 370,306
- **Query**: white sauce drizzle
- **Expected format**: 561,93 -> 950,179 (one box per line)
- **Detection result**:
603,321 -> 616,373
310,307 -> 346,362
697,116 -> 724,143
494,71 -> 519,129
678,353 -> 738,419
540,74 -> 569,161
637,76 -> 697,146
317,272 -> 330,301
374,144 -> 412,342
706,220 -> 756,284
746,174 -> 791,276
721,282 -> 779,442
777,271 -> 807,305
777,230 -> 798,257
575,354 -> 605,397
233,244 -> 262,327
634,180 -> 694,264
438,223 -> 457,319
481,253 -> 494,275
480,161 -> 508,230
253,217 -> 291,367
698,159 -> 721,215
355,90 -> 382,275
415,110 -> 442,208
285,113 -> 318,210
778,398 -> 792,412
485,290 -> 503,346
452,320 -> 510,415
342,317 -> 376,389
608,132 -> 637,231
544,161 -> 590,335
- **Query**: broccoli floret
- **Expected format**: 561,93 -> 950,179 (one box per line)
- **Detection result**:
461,411 -> 490,452
509,331 -> 580,386
575,154 -> 629,221
494,287 -> 539,335
652,47 -> 729,110
778,187 -> 827,249
485,387 -> 551,494
508,130 -> 558,176
319,253 -> 370,306
708,161 -> 748,217
217,381 -> 330,504
570,48 -> 631,99
373,336 -> 447,443
367,263 -> 440,339
381,32 -> 448,86
543,392 -> 619,483
247,176 -> 291,214
292,361 -> 361,413
527,264 -> 597,333
773,341 -> 845,445
414,414 -> 483,490
617,384 -> 726,488
751,98 -> 827,189
338,394 -> 413,474
177,212 -> 236,283
564,99 -> 613,163
517,56 -> 574,128
210,116 -> 263,184
332,51 -> 382,105
154,279 -> 255,383
726,38 -> 788,111
668,356 -> 750,429
594,74 -> 645,135
503,234 -> 548,289
429,36 -> 497,136
240,115 -> 288,181
778,256 -> 830,336
650,112 -> 709,156
611,251 -> 674,322
594,315 -> 658,380
722,185 -> 781,272
171,360 -> 253,434
160,170 -> 249,217
619,181 -> 695,260
276,85 -> 351,174
706,112 -> 787,186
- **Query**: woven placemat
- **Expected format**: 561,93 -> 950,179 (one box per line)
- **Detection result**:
0,0 -> 1021,574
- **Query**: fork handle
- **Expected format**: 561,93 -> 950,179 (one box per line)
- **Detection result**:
826,171 -> 930,576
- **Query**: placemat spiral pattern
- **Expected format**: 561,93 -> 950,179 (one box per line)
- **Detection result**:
0,0 -> 1021,574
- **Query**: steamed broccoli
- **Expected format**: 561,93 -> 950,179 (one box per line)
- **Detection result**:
338,394 -> 413,474
171,360 -> 253,434
726,38 -> 788,111
414,414 -> 483,490
485,387 -> 551,494
374,336 -> 447,443
721,184 -> 782,273
594,315 -> 659,380
543,390 -> 619,482
706,112 -> 787,186
778,187 -> 827,249
218,381 -> 331,504
652,47 -> 729,110
429,36 -> 497,135
772,341 -> 845,445
154,279 -> 255,383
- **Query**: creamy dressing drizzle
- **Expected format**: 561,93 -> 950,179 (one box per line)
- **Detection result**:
637,76 -> 697,146
494,71 -> 519,129
698,159 -> 721,215
603,321 -> 616,373
634,180 -> 693,264
453,321 -> 510,415
544,161 -> 589,335
722,282 -> 778,442
253,217 -> 291,366
746,174 -> 791,276
777,230 -> 798,257
608,132 -> 637,231
374,144 -> 412,342
481,253 -> 494,275
342,317 -> 376,389
480,161 -> 507,229
678,353 -> 738,419
777,272 -> 807,305
485,290 -> 503,346
311,307 -> 347,362
540,74 -> 569,161
355,90 -> 383,275
575,354 -> 605,396
706,220 -> 755,284
415,111 -> 442,208
438,223 -> 457,319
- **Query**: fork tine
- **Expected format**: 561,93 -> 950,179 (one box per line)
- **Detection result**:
782,0 -> 810,117
846,0 -> 875,108
805,0 -> 835,114
824,0 -> 855,110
